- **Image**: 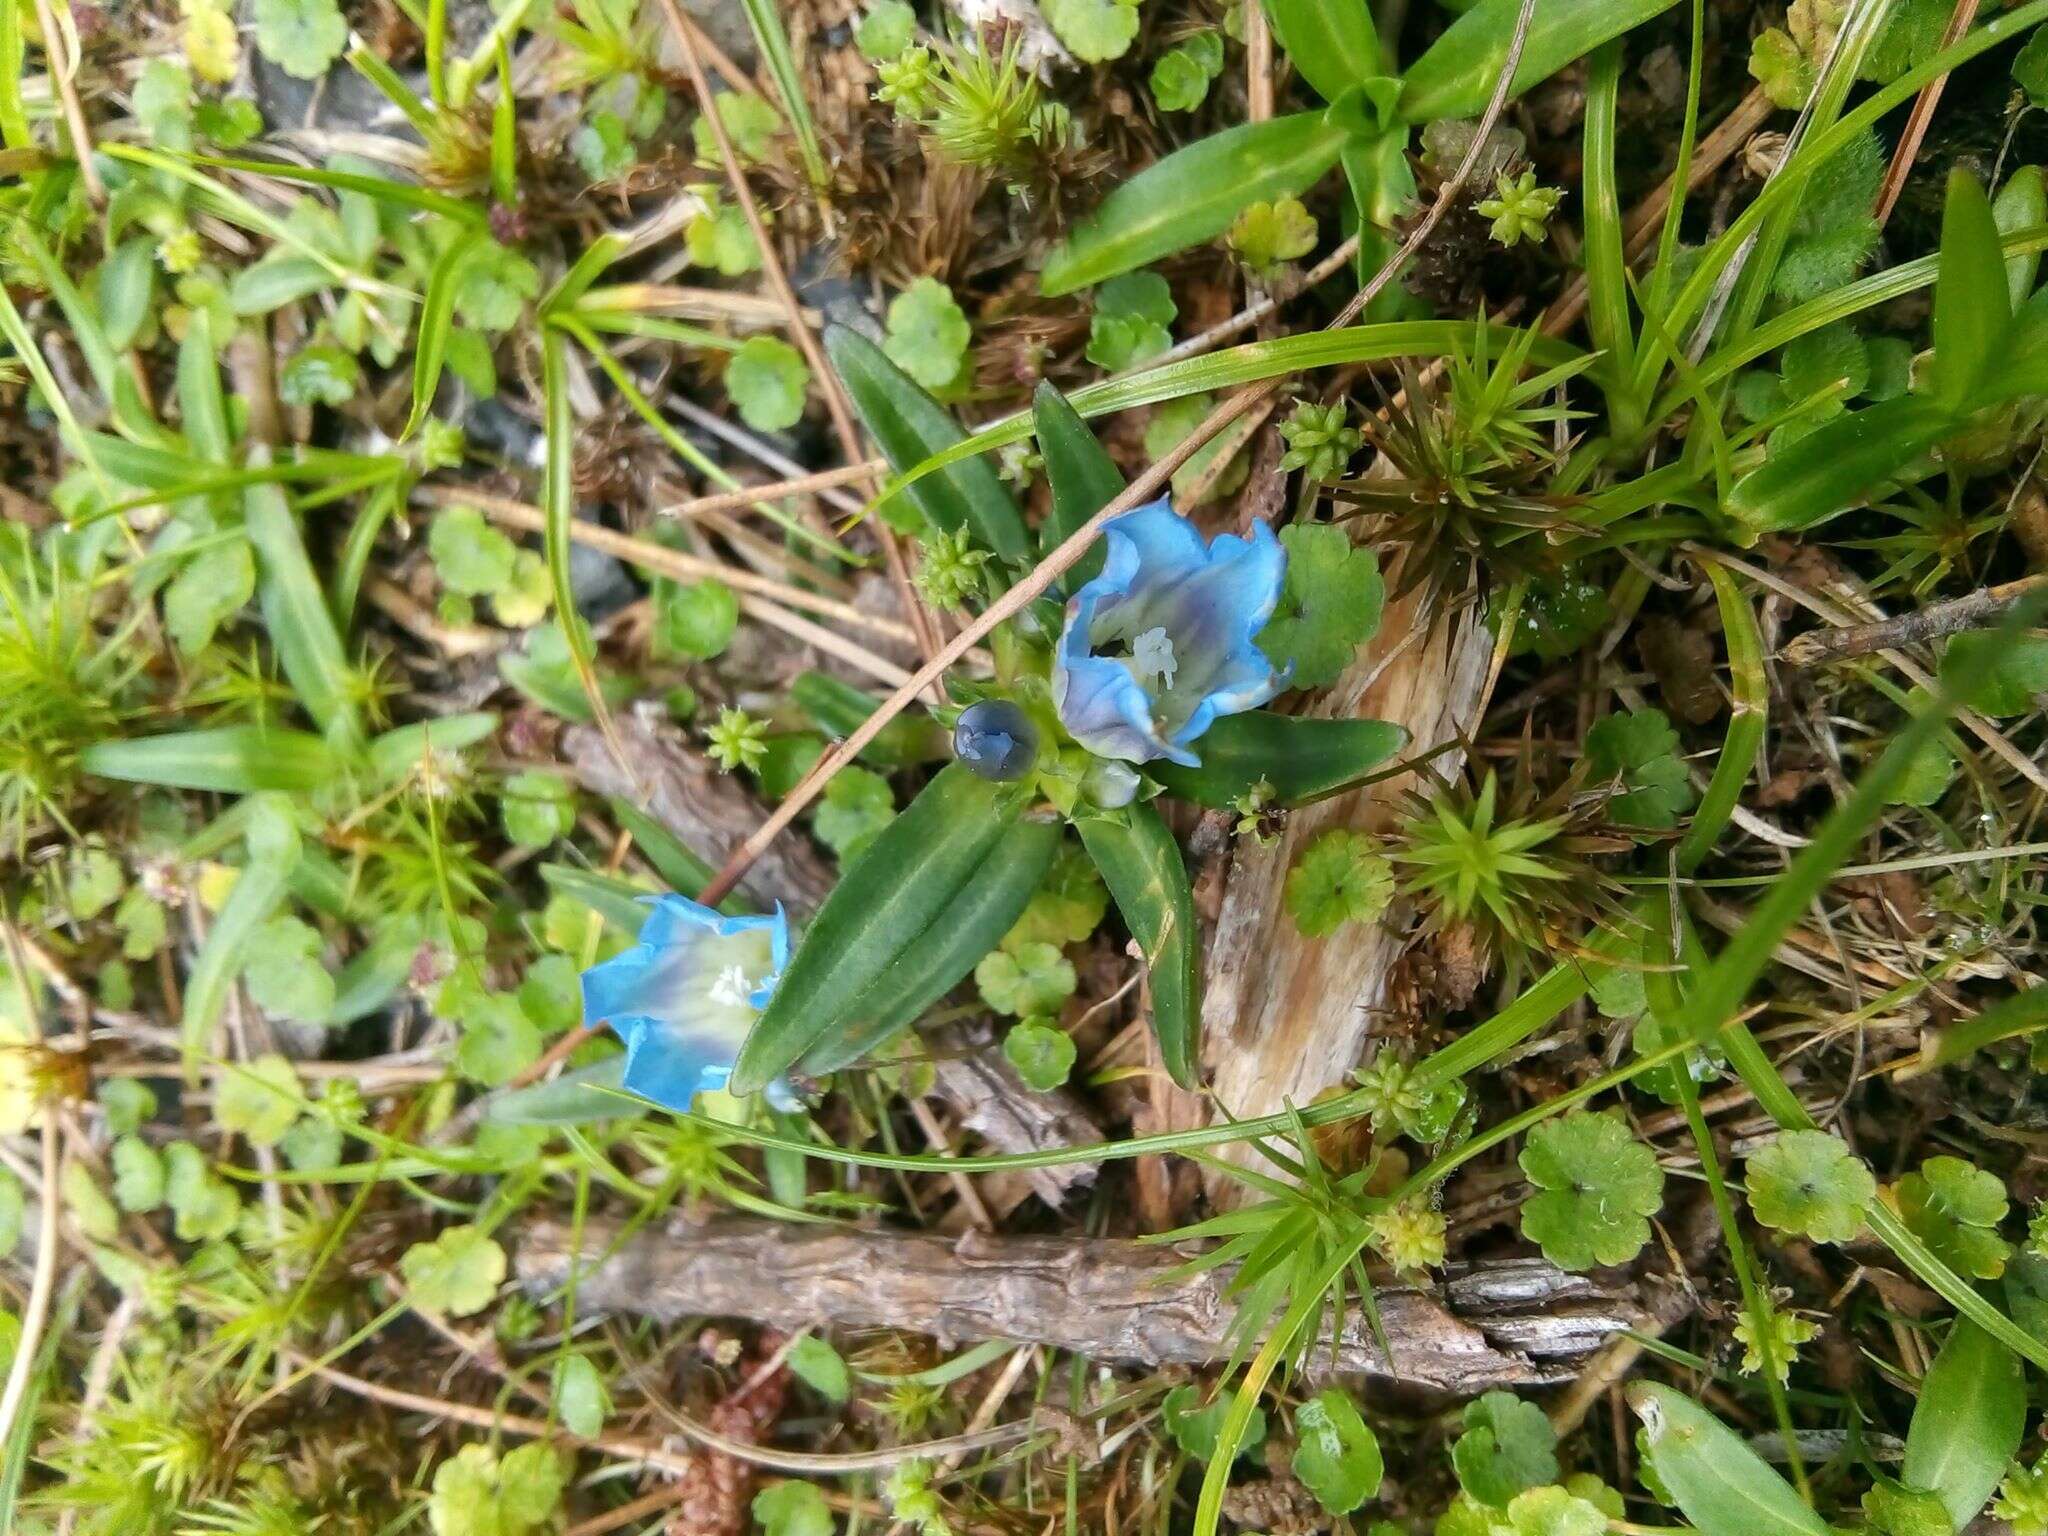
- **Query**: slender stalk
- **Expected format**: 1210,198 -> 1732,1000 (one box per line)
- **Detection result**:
651,0 -> 944,674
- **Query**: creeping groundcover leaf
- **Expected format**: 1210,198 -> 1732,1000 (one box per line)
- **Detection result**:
1892,1155 -> 2012,1279
428,1442 -> 564,1536
754,1481 -> 834,1536
1085,272 -> 1176,371
453,242 -> 541,332
1286,828 -> 1395,938
1452,1390 -> 1558,1509
1518,1110 -> 1665,1271
813,766 -> 896,862
1502,1486 -> 1609,1536
1003,1018 -> 1077,1091
1229,197 -> 1319,278
431,506 -> 519,598
252,0 -> 347,80
1292,1390 -> 1383,1515
787,1335 -> 851,1403
1744,1129 -> 1875,1244
726,336 -> 811,432
1585,707 -> 1695,830
1257,523 -> 1385,691
884,276 -> 971,391
1042,0 -> 1140,62
1162,1383 -> 1266,1464
214,1052 -> 305,1147
401,1224 -> 509,1317
975,941 -> 1075,1017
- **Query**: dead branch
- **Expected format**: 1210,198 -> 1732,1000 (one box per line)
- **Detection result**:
515,1214 -> 1656,1397
1778,573 -> 2048,668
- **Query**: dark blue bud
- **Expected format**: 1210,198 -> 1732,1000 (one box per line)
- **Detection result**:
953,700 -> 1038,780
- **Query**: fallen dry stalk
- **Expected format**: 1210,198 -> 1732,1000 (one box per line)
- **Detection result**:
516,1214 -> 1654,1396
1779,571 -> 2048,667
433,486 -> 926,651
295,1351 -> 1033,1476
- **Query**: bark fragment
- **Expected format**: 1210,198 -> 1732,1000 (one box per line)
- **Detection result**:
1200,582 -> 1493,1202
517,1214 -> 1652,1396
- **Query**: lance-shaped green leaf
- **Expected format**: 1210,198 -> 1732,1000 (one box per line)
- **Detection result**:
1396,0 -> 1682,126
1151,712 -> 1406,809
825,326 -> 1029,564
80,726 -> 341,795
1901,1319 -> 2025,1532
177,311 -> 233,467
539,864 -> 658,939
1033,382 -> 1122,592
1629,1383 -> 1829,1536
1931,169 -> 2010,411
489,1058 -> 642,1127
795,814 -> 1060,1075
1076,802 -> 1201,1086
329,916 -> 428,1025
887,322 -> 1582,497
1995,164 -> 2046,307
245,471 -> 365,750
408,229 -> 482,438
1262,0 -> 1377,106
789,671 -> 948,768
1041,112 -> 1349,297
733,765 -> 1051,1092
604,799 -> 722,899
230,256 -> 334,316
366,713 -> 499,787
1724,394 -> 1957,536
181,797 -> 301,1073
1675,564 -> 1765,873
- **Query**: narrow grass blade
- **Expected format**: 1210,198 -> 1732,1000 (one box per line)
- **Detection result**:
737,0 -> 827,189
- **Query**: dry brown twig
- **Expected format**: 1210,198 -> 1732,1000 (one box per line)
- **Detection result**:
515,1213 -> 1652,1395
1873,0 -> 1981,226
1690,543 -> 2048,796
1779,572 -> 2048,667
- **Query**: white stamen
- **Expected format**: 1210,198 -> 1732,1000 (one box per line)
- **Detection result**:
1132,626 -> 1177,690
708,964 -> 756,1009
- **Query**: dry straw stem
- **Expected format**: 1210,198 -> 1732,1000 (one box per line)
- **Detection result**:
652,0 -> 946,671
32,0 -> 105,205
433,487 -> 927,650
0,922 -> 61,1457
693,0 -> 1545,907
293,1353 -> 1037,1476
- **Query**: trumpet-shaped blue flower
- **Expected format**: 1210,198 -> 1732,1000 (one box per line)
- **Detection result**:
1053,498 -> 1286,767
579,894 -> 795,1110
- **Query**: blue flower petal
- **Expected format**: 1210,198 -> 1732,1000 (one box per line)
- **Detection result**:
1052,499 -> 1286,766
578,893 -> 793,1111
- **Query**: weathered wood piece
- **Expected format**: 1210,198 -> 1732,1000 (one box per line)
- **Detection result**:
1200,582 -> 1492,1199
517,1214 -> 1651,1396
927,1022 -> 1103,1207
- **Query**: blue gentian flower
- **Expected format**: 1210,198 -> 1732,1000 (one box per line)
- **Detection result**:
1052,498 -> 1286,767
579,894 -> 796,1110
